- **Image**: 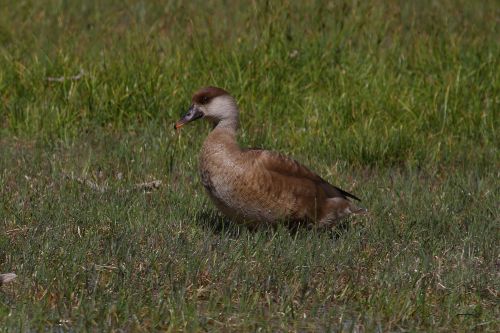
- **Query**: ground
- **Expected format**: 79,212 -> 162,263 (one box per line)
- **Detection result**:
0,0 -> 499,331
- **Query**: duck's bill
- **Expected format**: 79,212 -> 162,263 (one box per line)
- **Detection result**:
174,105 -> 204,130
174,119 -> 188,129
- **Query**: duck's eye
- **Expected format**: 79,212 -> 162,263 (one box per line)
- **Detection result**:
201,96 -> 209,104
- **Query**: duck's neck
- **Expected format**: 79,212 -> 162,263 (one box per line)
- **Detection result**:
206,118 -> 240,153
214,118 -> 239,131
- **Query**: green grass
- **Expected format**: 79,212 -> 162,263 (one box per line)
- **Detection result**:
1,0 -> 499,331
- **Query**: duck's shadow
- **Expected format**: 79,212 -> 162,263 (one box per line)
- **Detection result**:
194,210 -> 353,239
195,210 -> 244,237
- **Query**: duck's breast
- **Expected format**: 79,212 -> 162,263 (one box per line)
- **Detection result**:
199,147 -> 284,223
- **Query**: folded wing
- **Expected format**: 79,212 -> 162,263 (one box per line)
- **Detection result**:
245,149 -> 361,201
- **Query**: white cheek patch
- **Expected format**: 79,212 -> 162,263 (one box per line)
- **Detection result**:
207,96 -> 238,120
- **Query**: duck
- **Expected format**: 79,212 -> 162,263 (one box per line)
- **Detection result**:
174,86 -> 366,228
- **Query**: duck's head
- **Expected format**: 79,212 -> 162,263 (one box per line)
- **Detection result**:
174,86 -> 239,130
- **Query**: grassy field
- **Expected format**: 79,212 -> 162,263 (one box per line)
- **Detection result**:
1,0 -> 499,331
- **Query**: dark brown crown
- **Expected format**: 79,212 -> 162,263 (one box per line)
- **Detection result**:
192,86 -> 229,105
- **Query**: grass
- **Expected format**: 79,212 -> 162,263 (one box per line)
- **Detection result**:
0,0 -> 499,331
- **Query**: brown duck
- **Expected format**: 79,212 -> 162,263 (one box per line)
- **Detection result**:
175,87 -> 366,228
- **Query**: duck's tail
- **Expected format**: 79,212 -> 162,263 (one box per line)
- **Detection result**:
349,203 -> 368,215
320,197 -> 368,224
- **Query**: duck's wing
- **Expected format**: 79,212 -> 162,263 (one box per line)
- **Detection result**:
244,149 -> 361,201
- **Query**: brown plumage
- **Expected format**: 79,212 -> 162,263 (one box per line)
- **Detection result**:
175,87 -> 366,228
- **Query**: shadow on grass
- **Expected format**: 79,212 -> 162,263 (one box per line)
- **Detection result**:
195,210 -> 244,238
194,209 -> 353,240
